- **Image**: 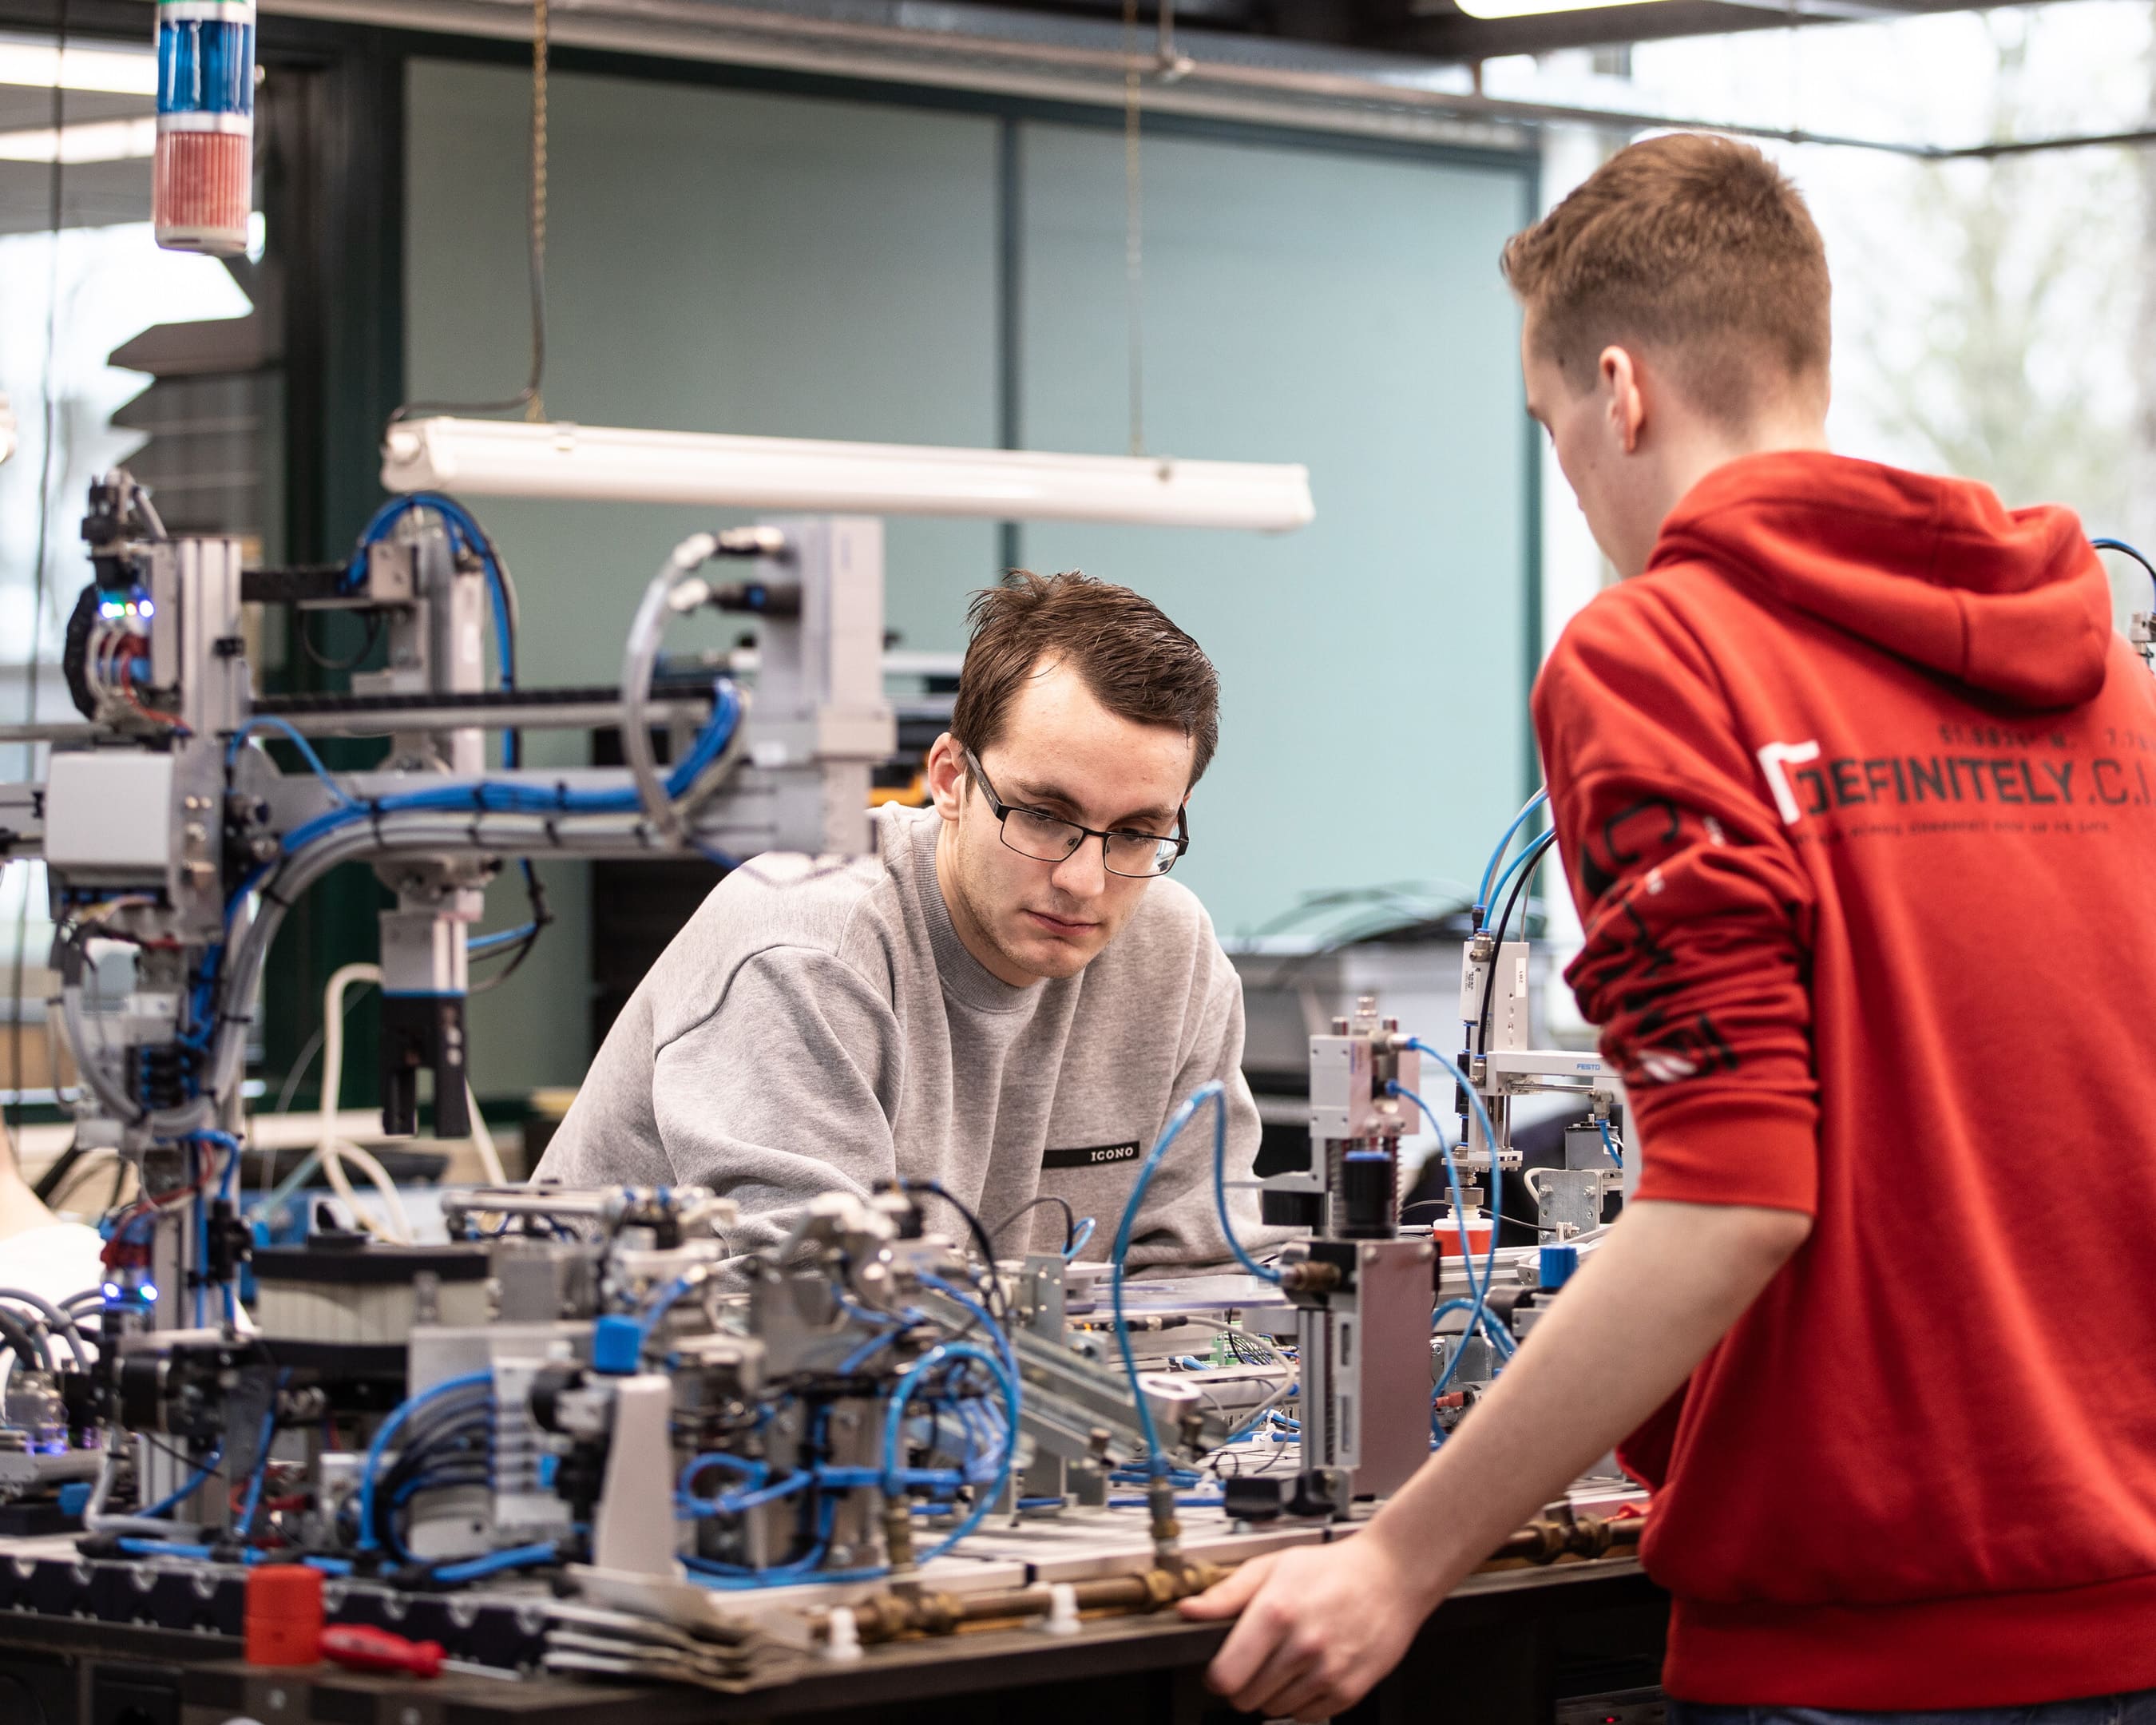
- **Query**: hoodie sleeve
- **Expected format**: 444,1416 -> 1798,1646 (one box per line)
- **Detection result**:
1532,585 -> 1821,1215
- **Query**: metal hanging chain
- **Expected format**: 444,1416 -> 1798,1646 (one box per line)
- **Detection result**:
390,0 -> 549,424
1123,0 -> 1144,458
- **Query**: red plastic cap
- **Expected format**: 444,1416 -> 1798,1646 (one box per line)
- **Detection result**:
244,1563 -> 326,1667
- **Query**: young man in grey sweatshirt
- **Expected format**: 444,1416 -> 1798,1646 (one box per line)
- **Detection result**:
534,571 -> 1274,1271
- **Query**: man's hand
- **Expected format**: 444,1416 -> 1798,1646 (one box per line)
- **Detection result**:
1178,1199 -> 1811,1719
1179,1537 -> 1441,1722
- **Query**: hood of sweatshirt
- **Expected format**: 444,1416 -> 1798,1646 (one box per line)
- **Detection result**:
1649,451 -> 2114,710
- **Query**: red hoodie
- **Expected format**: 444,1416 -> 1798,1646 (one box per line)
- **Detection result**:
1532,451 -> 2156,1709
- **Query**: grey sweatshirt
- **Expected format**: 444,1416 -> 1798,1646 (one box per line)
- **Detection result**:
536,805 -> 1275,1267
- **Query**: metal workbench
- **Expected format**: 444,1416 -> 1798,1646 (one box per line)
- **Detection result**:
0,1551 -> 1664,1725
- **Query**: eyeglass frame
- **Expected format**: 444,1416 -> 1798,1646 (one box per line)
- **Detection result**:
959,746 -> 1190,878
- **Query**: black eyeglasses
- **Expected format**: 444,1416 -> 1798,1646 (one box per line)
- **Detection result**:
962,748 -> 1189,878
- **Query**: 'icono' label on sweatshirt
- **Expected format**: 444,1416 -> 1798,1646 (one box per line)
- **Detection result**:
1043,1140 -> 1140,1168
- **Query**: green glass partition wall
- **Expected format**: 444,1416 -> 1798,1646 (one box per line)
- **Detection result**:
404,58 -> 1535,1095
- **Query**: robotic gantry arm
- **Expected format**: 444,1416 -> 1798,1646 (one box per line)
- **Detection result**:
14,473 -> 892,1334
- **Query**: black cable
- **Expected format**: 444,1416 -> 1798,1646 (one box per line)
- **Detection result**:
462,512 -> 525,778
38,1146 -> 109,1214
370,1402 -> 491,1556
1476,831 -> 1556,1054
1401,1196 -> 1544,1233
468,866 -> 553,996
395,1414 -> 493,1461
133,1431 -> 225,1487
390,1402 -> 493,1455
371,1404 -> 492,1516
466,927 -> 538,987
894,1178 -> 1007,1321
453,508 -> 538,993
292,607 -> 382,672
30,1142 -> 83,1204
987,1193 -> 1076,1254
388,1398 -> 492,1459
466,515 -> 521,675
380,1449 -> 489,1521
34,1147 -> 100,1215
2092,537 -> 2156,605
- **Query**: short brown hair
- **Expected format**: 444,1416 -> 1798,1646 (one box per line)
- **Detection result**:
1500,133 -> 1831,426
951,570 -> 1219,787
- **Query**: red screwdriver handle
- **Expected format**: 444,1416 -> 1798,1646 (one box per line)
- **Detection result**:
320,1624 -> 445,1678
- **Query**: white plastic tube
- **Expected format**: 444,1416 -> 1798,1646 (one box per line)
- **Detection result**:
82,1445 -> 204,1541
315,965 -> 414,1244
465,1083 -> 508,1187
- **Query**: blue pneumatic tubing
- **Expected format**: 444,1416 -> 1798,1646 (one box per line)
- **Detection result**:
355,1371 -> 493,1553
1475,788 -> 1549,918
1108,1082 -> 1216,1477
875,1340 -> 1021,1563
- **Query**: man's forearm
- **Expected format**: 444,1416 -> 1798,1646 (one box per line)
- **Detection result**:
1364,1198 -> 1811,1612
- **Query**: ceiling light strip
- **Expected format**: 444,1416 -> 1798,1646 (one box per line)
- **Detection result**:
382,417 -> 1315,533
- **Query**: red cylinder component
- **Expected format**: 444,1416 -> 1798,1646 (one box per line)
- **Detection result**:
244,1563 -> 324,1667
1430,1211 -> 1494,1263
153,130 -> 251,254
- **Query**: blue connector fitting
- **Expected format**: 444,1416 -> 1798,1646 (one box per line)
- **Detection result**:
592,1314 -> 643,1376
1539,1243 -> 1580,1292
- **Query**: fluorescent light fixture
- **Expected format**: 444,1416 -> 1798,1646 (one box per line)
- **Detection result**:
0,115 -> 157,164
382,417 -> 1314,533
0,39 -> 157,96
1452,0 -> 1667,16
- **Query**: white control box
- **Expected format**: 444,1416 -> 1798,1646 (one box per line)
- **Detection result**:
43,752 -> 176,876
1460,939 -> 1532,1054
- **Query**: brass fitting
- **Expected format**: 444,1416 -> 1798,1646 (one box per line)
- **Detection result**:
1148,1475 -> 1182,1568
1492,1510 -> 1638,1566
882,1500 -> 917,1577
846,1587 -> 966,1642
1278,1260 -> 1342,1296
1150,1559 -> 1225,1604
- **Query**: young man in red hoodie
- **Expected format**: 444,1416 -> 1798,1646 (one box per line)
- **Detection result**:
1183,133 -> 2156,1721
